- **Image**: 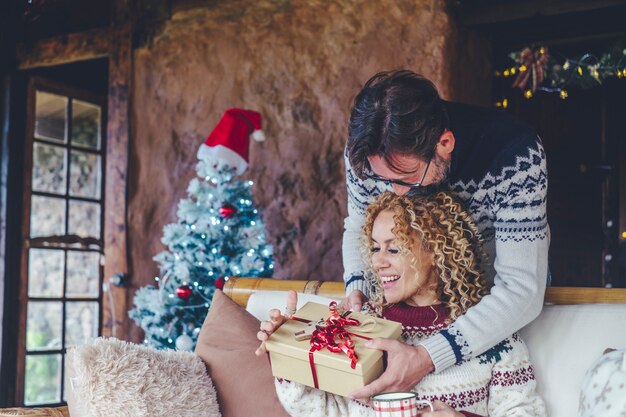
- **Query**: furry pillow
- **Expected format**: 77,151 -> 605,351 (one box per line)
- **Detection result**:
66,338 -> 220,417
195,289 -> 290,417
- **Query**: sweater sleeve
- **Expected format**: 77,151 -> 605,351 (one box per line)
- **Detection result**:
274,379 -> 373,417
420,136 -> 549,371
343,148 -> 388,296
487,334 -> 547,417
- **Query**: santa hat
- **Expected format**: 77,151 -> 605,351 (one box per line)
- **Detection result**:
197,108 -> 266,175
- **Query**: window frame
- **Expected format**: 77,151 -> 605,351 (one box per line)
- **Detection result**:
15,77 -> 107,406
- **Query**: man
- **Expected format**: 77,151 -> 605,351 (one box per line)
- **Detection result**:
343,70 -> 549,399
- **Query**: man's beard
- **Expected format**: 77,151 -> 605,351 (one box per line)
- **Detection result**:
406,155 -> 451,197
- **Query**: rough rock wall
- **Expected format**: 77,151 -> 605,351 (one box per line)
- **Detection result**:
127,0 -> 490,337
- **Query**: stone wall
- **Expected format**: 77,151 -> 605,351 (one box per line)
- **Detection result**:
126,0 -> 490,339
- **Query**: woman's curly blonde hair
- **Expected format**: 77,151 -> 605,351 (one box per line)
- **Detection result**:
361,191 -> 489,324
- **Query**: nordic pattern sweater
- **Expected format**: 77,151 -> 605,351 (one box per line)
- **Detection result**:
342,101 -> 549,371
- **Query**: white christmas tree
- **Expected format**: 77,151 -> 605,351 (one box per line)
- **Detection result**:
130,109 -> 273,350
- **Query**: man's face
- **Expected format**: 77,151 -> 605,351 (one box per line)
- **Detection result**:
367,153 -> 450,196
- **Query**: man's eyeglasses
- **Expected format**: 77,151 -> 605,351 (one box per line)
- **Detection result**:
367,156 -> 432,189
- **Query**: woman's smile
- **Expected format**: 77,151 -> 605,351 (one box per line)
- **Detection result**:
381,275 -> 401,289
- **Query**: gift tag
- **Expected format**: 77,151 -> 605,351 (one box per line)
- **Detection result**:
294,318 -> 326,341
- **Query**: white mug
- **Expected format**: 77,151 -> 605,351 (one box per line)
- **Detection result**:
372,392 -> 434,417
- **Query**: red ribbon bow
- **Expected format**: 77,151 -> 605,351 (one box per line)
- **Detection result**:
512,46 -> 550,93
293,302 -> 365,390
309,302 -> 360,369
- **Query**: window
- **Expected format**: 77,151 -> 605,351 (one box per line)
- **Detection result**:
17,79 -> 105,405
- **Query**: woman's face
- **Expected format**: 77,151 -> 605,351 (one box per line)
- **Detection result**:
370,210 -> 437,306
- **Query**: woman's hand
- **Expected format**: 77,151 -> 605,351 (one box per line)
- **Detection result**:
255,290 -> 298,356
417,400 -> 466,416
340,289 -> 366,312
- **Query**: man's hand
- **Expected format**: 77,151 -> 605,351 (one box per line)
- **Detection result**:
417,400 -> 465,416
349,339 -> 434,399
340,289 -> 366,312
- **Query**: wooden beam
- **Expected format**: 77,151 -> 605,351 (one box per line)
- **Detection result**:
545,287 -> 626,304
16,27 -> 111,70
224,278 -> 626,307
223,278 -> 346,308
103,0 -> 133,339
459,0 -> 626,26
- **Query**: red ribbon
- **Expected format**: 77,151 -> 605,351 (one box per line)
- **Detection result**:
294,302 -> 364,389
512,46 -> 549,93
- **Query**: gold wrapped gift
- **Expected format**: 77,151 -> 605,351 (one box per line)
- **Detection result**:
265,302 -> 402,397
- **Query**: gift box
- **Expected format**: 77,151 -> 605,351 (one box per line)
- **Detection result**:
265,301 -> 402,397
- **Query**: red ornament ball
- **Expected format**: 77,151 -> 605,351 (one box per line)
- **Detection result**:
176,285 -> 193,300
215,276 -> 225,290
219,203 -> 237,218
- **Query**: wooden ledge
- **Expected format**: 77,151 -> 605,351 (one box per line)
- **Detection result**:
223,278 -> 344,308
545,287 -> 626,305
224,277 -> 626,308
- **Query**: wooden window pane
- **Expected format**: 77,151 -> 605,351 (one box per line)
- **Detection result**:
71,100 -> 101,150
68,201 -> 100,238
24,354 -> 62,406
28,249 -> 64,298
30,195 -> 66,238
26,301 -> 62,351
32,143 -> 67,194
65,301 -> 99,347
66,251 -> 100,298
34,91 -> 67,143
21,79 -> 109,407
69,150 -> 101,199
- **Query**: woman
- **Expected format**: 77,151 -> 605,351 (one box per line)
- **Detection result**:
257,191 -> 546,417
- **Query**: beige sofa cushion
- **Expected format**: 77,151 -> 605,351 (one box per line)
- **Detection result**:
520,304 -> 626,417
195,290 -> 290,417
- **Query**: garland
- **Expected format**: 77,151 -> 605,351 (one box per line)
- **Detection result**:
495,41 -> 626,106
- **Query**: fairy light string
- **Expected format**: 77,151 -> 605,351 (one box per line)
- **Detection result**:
495,42 -> 626,106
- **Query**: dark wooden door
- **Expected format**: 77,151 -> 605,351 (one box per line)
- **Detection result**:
504,78 -> 625,287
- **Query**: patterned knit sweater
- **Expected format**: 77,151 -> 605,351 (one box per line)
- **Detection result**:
342,101 -> 550,372
275,303 -> 547,417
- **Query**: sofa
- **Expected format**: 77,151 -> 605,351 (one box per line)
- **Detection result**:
2,278 -> 626,417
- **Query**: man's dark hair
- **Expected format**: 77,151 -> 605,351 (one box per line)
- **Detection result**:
347,70 -> 449,179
